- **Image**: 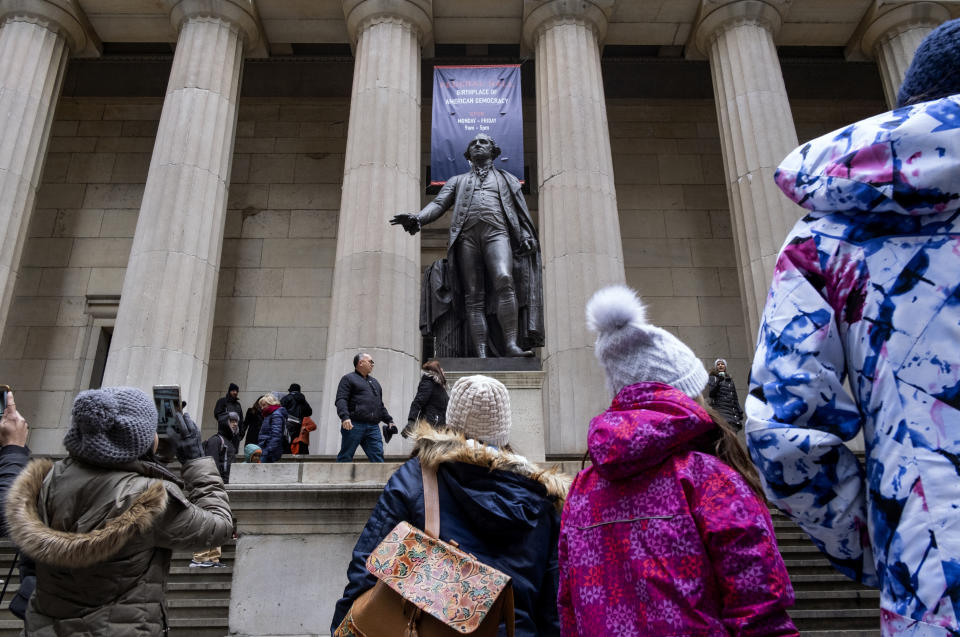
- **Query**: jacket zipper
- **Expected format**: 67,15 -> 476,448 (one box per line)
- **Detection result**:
576,515 -> 674,530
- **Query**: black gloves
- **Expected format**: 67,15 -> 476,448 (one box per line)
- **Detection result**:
168,411 -> 204,463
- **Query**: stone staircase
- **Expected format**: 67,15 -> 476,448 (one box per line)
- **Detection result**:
773,510 -> 880,636
0,507 -> 881,636
0,539 -> 233,636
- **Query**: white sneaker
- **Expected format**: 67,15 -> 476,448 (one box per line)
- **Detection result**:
189,560 -> 214,568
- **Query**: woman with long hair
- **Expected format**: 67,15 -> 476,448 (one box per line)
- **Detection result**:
557,286 -> 797,636
707,358 -> 744,430
401,359 -> 449,438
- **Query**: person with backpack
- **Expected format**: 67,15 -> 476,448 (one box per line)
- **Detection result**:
190,411 -> 241,568
557,286 -> 798,636
332,375 -> 568,635
280,383 -> 313,455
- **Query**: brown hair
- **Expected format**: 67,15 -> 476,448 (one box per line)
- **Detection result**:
694,396 -> 765,499
422,359 -> 446,387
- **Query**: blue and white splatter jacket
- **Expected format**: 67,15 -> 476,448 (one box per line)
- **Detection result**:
747,95 -> 960,636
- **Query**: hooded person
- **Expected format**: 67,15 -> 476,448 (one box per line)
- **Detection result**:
4,386 -> 233,636
331,375 -> 569,636
746,18 -> 960,637
204,411 -> 240,484
557,286 -> 798,637
213,382 -> 242,426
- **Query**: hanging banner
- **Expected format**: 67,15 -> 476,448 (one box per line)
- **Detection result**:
430,64 -> 523,185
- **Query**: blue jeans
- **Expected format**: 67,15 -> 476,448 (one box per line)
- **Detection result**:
336,422 -> 384,462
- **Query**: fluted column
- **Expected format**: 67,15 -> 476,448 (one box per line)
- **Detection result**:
103,0 -> 260,416
859,2 -> 949,108
523,0 -> 625,454
694,0 -> 800,344
319,0 -> 430,455
0,0 -> 89,341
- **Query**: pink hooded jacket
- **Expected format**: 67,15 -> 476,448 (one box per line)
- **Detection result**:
558,382 -> 797,636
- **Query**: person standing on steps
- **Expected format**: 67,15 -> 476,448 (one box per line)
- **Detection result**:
334,352 -> 396,462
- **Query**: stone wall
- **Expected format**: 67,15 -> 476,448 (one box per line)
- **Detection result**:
0,91 -> 885,450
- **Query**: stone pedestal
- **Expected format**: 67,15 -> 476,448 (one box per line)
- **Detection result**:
523,0 -> 626,455
694,0 -> 801,345
320,0 -> 432,456
858,2 -> 949,108
0,1 -> 89,340
103,1 -> 260,415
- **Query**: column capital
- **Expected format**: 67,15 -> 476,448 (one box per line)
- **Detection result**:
164,0 -> 263,53
342,0 -> 432,47
693,0 -> 790,57
522,0 -> 615,49
0,0 -> 98,54
857,1 -> 949,59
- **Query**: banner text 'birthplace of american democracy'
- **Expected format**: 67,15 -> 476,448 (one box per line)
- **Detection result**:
430,65 -> 523,184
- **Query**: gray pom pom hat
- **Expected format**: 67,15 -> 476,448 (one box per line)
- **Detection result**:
63,387 -> 158,466
586,285 -> 708,399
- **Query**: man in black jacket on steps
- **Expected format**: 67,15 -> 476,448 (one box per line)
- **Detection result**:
334,353 -> 396,462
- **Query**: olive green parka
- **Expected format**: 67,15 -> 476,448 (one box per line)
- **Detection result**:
5,455 -> 233,636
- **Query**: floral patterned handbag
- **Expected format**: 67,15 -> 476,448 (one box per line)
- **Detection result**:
333,465 -> 515,637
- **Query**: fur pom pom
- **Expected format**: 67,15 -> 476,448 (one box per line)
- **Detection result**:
586,285 -> 648,334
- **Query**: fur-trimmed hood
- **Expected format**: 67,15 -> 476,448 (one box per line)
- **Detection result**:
422,369 -> 445,387
6,459 -> 168,569
414,423 -> 570,509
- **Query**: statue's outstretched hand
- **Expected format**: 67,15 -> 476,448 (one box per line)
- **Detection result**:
390,213 -> 421,235
517,238 -> 538,256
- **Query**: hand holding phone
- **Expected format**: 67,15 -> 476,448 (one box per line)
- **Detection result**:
0,387 -> 28,448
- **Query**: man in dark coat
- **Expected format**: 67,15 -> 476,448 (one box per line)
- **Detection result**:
334,353 -> 396,461
212,383 -> 242,425
280,383 -> 313,455
392,133 -> 544,358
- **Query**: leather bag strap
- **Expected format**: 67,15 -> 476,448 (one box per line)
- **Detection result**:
502,584 -> 515,637
421,463 -> 440,538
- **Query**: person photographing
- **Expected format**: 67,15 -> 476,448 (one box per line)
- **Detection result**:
5,386 -> 233,635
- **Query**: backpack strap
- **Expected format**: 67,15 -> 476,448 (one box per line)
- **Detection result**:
502,585 -> 515,637
421,463 -> 440,538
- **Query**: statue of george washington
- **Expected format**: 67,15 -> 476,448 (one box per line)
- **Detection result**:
391,133 -> 544,358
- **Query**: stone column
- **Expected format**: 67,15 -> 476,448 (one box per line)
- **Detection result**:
858,2 -> 949,108
0,1 -> 89,340
523,0 -> 626,454
102,0 -> 260,416
694,0 -> 800,344
319,0 -> 430,455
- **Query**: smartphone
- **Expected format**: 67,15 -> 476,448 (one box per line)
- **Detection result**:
0,385 -> 10,412
153,385 -> 182,437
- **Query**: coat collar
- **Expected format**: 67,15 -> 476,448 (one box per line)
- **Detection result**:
413,424 -> 570,508
5,459 -> 169,569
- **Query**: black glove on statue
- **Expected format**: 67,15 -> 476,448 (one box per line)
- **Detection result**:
168,411 -> 204,463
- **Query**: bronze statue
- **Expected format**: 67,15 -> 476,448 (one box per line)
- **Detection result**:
391,133 -> 544,358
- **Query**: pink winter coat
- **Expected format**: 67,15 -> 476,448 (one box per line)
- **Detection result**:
558,382 -> 798,636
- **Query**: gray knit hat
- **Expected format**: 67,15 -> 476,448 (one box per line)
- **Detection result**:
586,285 -> 708,398
445,375 -> 511,447
63,387 -> 158,465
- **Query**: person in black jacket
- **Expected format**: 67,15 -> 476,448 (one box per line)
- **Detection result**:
212,383 -> 242,426
243,395 -> 266,447
332,375 -> 569,636
708,358 -> 744,430
334,353 -> 396,462
280,383 -> 313,455
402,359 -> 449,438
0,389 -> 35,619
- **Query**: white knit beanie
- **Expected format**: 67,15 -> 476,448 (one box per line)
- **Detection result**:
586,285 -> 709,399
445,375 -> 511,447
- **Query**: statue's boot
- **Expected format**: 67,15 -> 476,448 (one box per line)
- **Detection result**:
467,307 -> 489,358
498,297 -> 534,357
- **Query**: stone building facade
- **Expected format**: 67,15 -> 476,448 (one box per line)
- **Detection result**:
0,0 -> 953,456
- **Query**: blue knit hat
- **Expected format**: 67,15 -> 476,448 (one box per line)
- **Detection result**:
897,18 -> 960,108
